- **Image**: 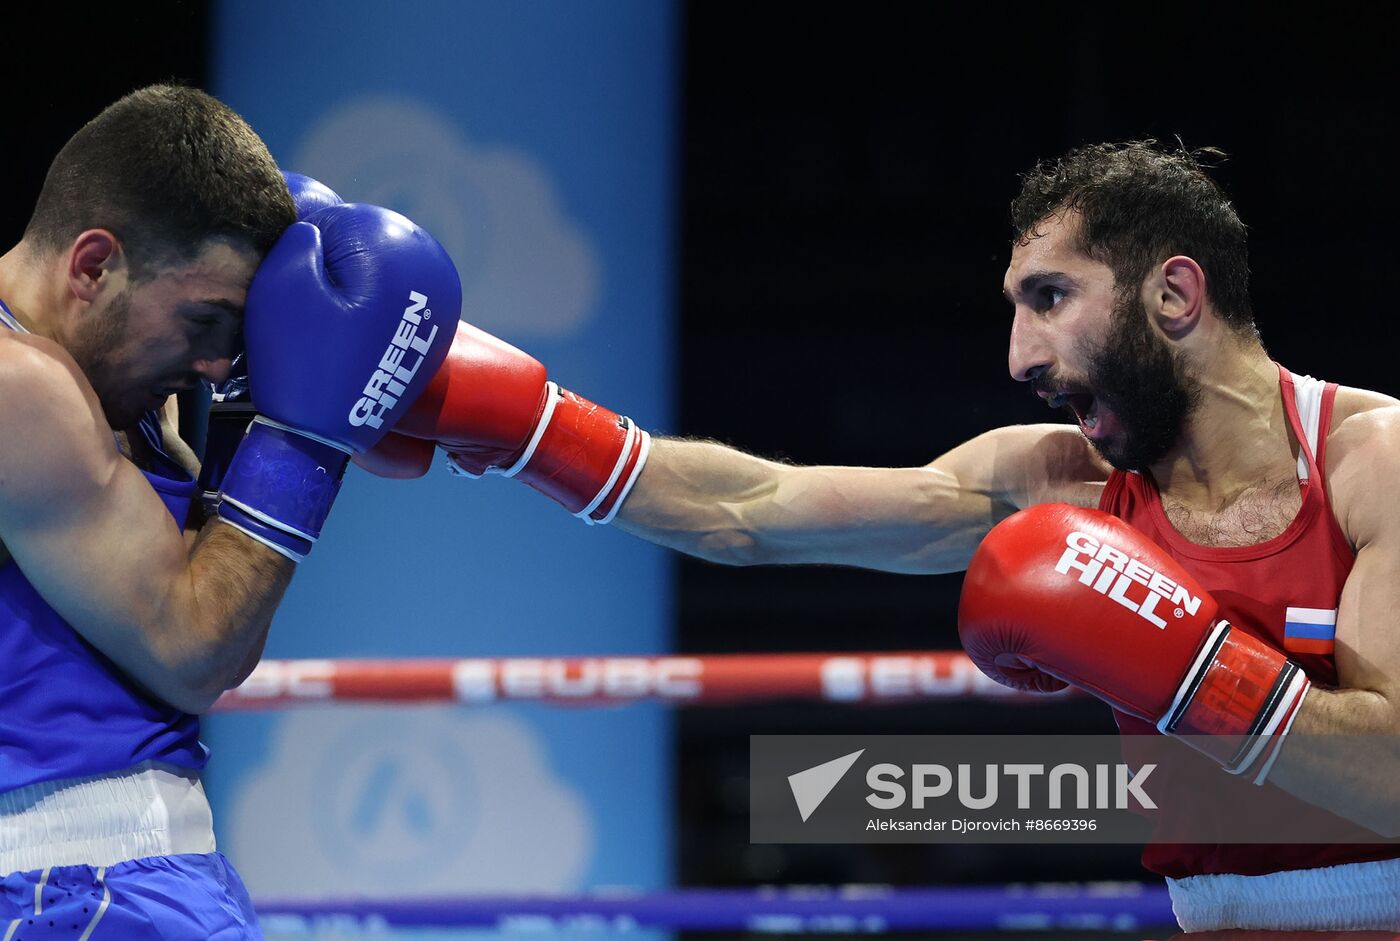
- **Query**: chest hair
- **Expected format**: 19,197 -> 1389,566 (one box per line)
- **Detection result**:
1160,476 -> 1303,548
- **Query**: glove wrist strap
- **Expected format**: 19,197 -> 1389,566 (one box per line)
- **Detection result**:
583,423 -> 651,525
511,386 -> 651,524
218,417 -> 350,548
215,504 -> 313,562
1159,621 -> 1311,782
501,381 -> 562,478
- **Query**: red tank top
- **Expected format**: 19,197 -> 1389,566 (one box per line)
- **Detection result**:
1099,363 -> 1397,877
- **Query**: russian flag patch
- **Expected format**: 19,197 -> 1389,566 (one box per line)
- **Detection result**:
1284,607 -> 1337,655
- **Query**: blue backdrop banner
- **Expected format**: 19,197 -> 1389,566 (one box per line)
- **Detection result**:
208,2 -> 676,935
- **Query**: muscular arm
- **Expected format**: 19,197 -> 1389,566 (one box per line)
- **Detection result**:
0,338 -> 292,714
1265,406 -> 1400,835
615,424 -> 1107,574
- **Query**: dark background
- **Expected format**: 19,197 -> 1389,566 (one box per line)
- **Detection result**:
674,1 -> 1396,901
4,0 -> 1395,929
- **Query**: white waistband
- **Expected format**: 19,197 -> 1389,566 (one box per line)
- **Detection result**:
0,762 -> 215,875
1167,856 -> 1400,931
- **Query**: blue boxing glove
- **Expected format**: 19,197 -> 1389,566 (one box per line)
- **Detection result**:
215,203 -> 460,560
215,171 -> 344,402
196,171 -> 346,518
282,171 -> 344,219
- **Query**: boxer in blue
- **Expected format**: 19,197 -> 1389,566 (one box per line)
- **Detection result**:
0,86 -> 458,938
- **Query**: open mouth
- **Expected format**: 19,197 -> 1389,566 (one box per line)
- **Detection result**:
1048,391 -> 1099,432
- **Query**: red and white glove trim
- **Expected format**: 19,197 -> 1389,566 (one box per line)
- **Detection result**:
503,381 -> 563,479
1249,676 -> 1309,786
443,381 -> 651,525
441,383 -> 563,481
441,381 -> 567,481
1159,620 -> 1233,731
1157,620 -> 1311,783
591,426 -> 651,526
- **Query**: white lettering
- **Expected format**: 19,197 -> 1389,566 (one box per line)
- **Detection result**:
1055,545 -> 1103,585
870,657 -> 915,697
860,763 -> 1147,811
1124,558 -> 1153,586
1118,764 -> 1157,809
452,657 -> 705,702
235,660 -> 335,700
1066,531 -> 1100,554
910,764 -> 951,808
1148,570 -> 1178,599
1094,543 -> 1131,570
822,656 -> 1029,702
1173,583 -> 1202,616
1137,592 -> 1168,628
348,291 -> 441,429
1048,763 -> 1089,809
866,764 -> 905,809
1003,763 -> 1045,808
1059,533 -> 1203,629
958,763 -> 999,810
1106,572 -> 1142,613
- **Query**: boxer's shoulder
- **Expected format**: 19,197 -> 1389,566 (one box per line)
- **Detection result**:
1323,389 -> 1400,548
1023,423 -> 1111,509
954,423 -> 1109,511
0,333 -> 113,515
0,328 -> 89,391
1324,386 -> 1400,480
0,332 -> 104,429
1328,384 -> 1400,426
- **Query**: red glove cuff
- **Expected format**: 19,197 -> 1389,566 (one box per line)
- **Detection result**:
1159,621 -> 1311,782
506,383 -> 651,524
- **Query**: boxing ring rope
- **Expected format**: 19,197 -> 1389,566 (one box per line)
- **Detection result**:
221,653 -> 1141,934
254,883 -> 1173,933
212,650 -> 1078,710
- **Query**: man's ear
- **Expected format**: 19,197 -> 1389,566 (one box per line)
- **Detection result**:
66,229 -> 124,303
1154,254 -> 1206,337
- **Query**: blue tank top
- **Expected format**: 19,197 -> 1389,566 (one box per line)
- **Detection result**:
0,298 -> 208,793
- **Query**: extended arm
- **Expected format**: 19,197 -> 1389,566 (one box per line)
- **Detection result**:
614,425 -> 1108,573
360,317 -> 1109,574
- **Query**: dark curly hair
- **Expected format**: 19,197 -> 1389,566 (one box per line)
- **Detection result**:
1011,140 -> 1255,337
24,84 -> 295,279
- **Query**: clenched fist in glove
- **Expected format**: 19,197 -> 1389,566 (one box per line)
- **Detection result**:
215,201 -> 459,560
196,171 -> 347,519
958,503 -> 1310,783
360,321 -> 650,525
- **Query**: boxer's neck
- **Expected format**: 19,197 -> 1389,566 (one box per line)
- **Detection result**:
1148,340 -> 1296,512
0,242 -> 58,340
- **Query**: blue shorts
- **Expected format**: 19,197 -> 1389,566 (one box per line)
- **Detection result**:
1,852 -> 261,939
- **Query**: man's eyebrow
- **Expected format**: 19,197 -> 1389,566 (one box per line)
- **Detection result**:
1002,270 -> 1070,303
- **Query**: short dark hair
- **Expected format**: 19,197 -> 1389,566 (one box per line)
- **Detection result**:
1011,140 -> 1255,336
24,84 -> 295,277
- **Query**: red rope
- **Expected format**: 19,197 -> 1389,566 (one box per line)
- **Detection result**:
213,651 -> 1072,710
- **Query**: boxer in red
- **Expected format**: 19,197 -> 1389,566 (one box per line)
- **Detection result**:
362,141 -> 1400,932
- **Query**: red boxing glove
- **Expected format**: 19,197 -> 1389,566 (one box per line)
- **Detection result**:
353,432 -> 436,479
369,320 -> 650,524
958,503 -> 1310,783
